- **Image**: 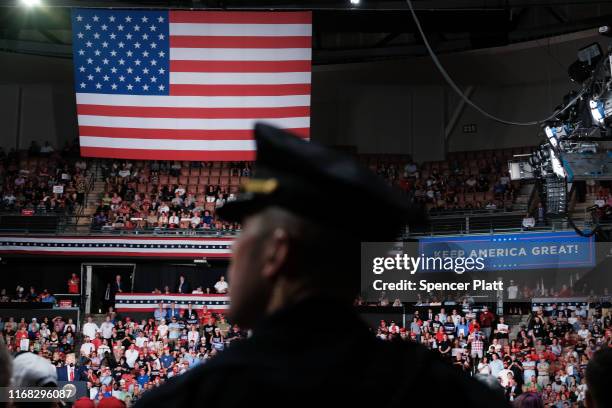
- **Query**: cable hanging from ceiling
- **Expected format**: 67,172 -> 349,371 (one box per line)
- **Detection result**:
405,0 -> 588,127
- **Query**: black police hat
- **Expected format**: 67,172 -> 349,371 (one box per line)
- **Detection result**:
217,123 -> 425,241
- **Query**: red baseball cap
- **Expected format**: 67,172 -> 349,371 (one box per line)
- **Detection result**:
98,396 -> 126,408
73,397 -> 95,408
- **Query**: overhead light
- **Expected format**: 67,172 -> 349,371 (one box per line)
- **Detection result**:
21,0 -> 41,7
349,0 -> 360,5
590,99 -> 605,125
193,258 -> 208,264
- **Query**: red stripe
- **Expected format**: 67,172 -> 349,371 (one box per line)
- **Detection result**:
170,35 -> 312,49
0,250 -> 232,258
169,11 -> 312,24
170,83 -> 310,96
80,147 -> 256,161
170,60 -> 310,73
0,235 -> 235,241
120,293 -> 228,297
77,104 -> 310,119
116,308 -> 227,312
78,126 -> 310,140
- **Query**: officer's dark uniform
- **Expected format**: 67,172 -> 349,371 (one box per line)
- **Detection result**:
135,124 -> 508,408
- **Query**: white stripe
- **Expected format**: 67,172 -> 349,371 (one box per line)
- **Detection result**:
76,93 -> 310,108
170,47 -> 310,61
80,136 -> 256,151
0,245 -> 231,254
78,115 -> 310,130
1,237 -> 233,246
170,23 -> 311,37
169,71 -> 311,85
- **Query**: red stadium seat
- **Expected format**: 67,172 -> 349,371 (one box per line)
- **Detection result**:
190,168 -> 200,177
179,176 -> 188,185
188,176 -> 199,185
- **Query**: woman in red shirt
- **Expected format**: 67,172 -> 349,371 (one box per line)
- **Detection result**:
68,273 -> 80,294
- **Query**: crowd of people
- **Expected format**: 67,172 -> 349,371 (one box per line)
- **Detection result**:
0,141 -> 88,215
91,160 -> 248,232
367,148 -> 524,214
373,301 -> 611,407
1,286 -> 610,407
1,303 -> 246,407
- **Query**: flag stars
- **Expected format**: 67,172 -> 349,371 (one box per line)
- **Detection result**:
103,75 -> 109,81
79,66 -> 86,72
158,51 -> 165,58
126,51 -> 133,57
80,82 -> 86,88
87,74 -> 94,80
134,42 -> 141,49
109,15 -> 116,22
95,66 -> 102,72
78,49 -> 85,56
101,24 -> 108,31
118,24 -> 124,31
76,15 -> 83,22
141,16 -> 148,23
77,32 -> 84,39
102,41 -> 108,48
85,24 -> 91,30
127,67 -> 133,74
135,76 -> 141,82
110,50 -> 117,57
118,59 -> 125,65
85,41 -> 92,47
150,76 -> 157,83
158,84 -> 165,91
119,75 -> 125,82
118,42 -> 125,48
95,83 -> 102,89
142,68 -> 149,74
143,84 -> 149,91
158,68 -> 165,74
135,59 -> 141,66
102,58 -> 109,65
157,16 -> 164,23
142,33 -> 149,40
150,59 -> 157,66
94,50 -> 101,56
111,67 -> 117,73
92,15 -> 99,22
111,83 -> 118,90
125,16 -> 132,23
110,33 -> 116,39
127,84 -> 133,90
158,34 -> 165,40
142,51 -> 149,58
150,42 -> 157,49
86,57 -> 93,64
126,33 -> 132,40
150,25 -> 157,32
134,25 -> 140,32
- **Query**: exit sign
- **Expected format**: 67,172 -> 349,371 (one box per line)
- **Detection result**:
463,124 -> 477,133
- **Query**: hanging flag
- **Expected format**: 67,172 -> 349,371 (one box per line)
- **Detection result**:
71,9 -> 312,161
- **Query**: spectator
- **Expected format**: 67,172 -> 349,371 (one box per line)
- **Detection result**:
214,276 -> 228,294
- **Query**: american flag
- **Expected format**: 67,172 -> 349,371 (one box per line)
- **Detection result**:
71,9 -> 312,161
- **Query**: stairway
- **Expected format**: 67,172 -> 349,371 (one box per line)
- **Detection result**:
512,182 -> 534,213
78,162 -> 105,226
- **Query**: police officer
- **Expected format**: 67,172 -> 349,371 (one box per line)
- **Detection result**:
136,124 -> 508,408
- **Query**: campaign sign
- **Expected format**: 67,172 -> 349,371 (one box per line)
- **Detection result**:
418,231 -> 594,271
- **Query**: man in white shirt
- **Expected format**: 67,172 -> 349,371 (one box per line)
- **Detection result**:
80,337 -> 95,357
125,344 -> 139,368
82,316 -> 99,340
157,319 -> 169,339
214,276 -> 229,294
135,332 -> 149,348
100,316 -> 115,340
507,280 -> 518,300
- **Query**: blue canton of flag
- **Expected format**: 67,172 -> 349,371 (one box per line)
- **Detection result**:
72,9 -> 170,96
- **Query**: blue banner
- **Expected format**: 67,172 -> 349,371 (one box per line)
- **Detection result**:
419,231 -> 594,271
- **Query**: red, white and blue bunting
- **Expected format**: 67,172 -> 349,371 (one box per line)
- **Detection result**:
0,235 -> 234,258
115,293 -> 230,313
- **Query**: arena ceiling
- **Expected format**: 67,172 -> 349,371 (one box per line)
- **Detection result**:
1,0 -> 612,64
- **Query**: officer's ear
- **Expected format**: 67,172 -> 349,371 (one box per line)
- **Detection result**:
260,227 -> 290,280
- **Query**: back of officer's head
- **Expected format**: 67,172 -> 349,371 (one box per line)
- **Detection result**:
585,347 -> 612,408
227,206 -> 357,327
